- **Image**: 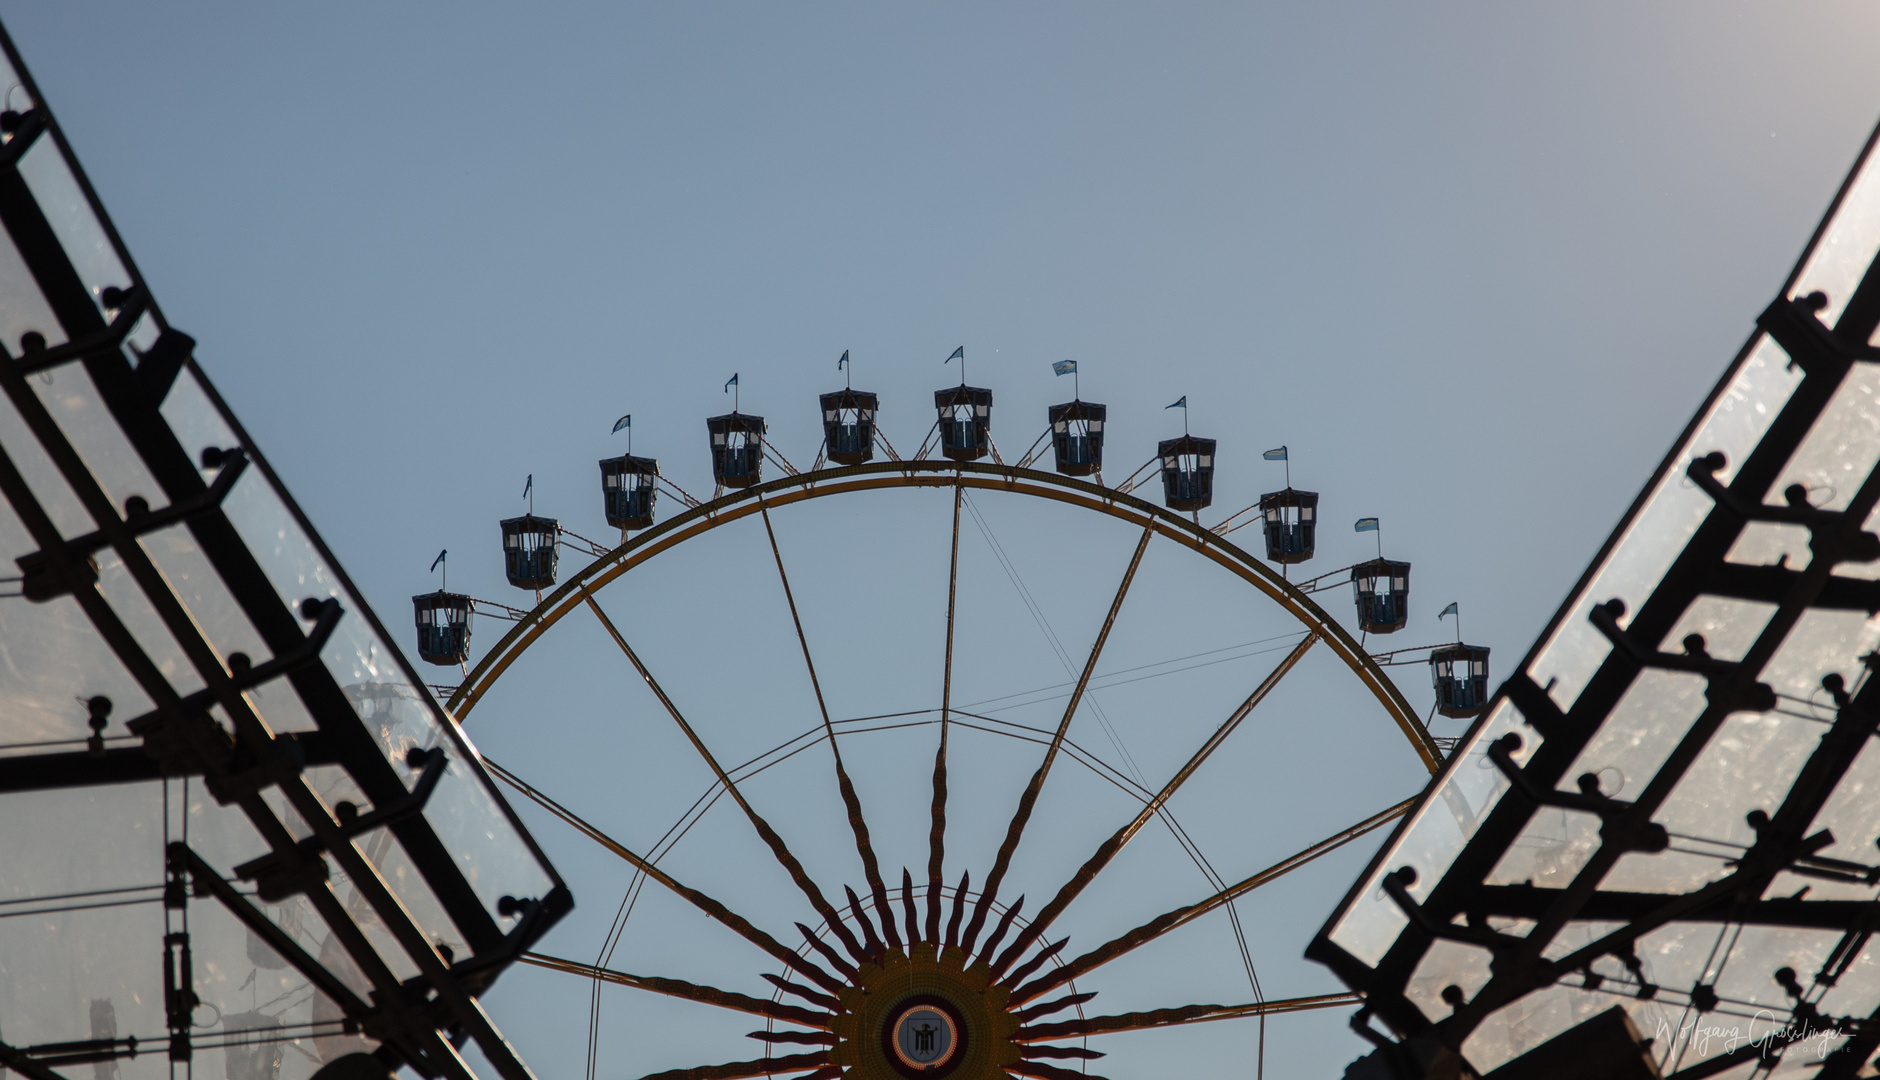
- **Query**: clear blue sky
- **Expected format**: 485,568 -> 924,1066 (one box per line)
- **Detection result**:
9,3 -> 1880,1077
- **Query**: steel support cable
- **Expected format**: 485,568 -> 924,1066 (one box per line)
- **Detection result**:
953,488 -> 1267,1025
1010,797 -> 1415,1005
960,521 -> 1155,968
481,756 -> 846,997
758,500 -> 898,953
959,490 -> 1148,787
580,592 -> 872,972
995,631 -> 1322,972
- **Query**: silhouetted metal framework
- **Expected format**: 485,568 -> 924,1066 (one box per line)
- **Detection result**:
1312,116 -> 1880,1079
0,22 -> 566,1080
1048,399 -> 1105,477
820,388 -> 878,466
413,590 -> 473,665
1157,435 -> 1215,512
1259,487 -> 1318,565
934,385 -> 993,462
599,453 -> 657,531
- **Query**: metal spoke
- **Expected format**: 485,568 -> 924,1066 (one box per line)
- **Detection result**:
583,591 -> 872,968
1016,992 -> 1363,1042
484,756 -> 846,996
521,954 -> 832,1029
1011,797 -> 1414,1005
961,521 -> 1156,963
994,633 -> 1319,971
930,482 -> 964,944
632,1051 -> 830,1080
758,501 -> 898,951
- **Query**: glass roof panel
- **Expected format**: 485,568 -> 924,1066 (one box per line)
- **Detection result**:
1314,111 -> 1880,1080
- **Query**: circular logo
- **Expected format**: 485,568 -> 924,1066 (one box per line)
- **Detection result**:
890,1004 -> 958,1070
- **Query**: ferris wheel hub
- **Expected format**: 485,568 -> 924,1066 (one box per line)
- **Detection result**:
830,940 -> 1024,1079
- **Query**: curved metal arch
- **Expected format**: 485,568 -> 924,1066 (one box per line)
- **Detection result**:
446,459 -> 1442,775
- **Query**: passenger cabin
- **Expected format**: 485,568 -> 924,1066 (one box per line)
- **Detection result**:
1049,400 -> 1106,476
500,514 -> 561,591
599,454 -> 658,532
820,389 -> 878,465
934,386 -> 993,462
1429,644 -> 1491,718
410,591 -> 472,666
1158,435 -> 1216,512
1259,488 -> 1318,564
1351,558 -> 1410,634
707,412 -> 766,488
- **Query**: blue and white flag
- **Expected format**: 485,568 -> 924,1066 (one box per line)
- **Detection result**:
724,373 -> 739,392
838,350 -> 849,371
522,474 -> 533,499
1053,360 -> 1077,376
1440,601 -> 1459,620
946,346 -> 964,364
1263,446 -> 1287,461
1166,395 -> 1187,410
612,414 -> 631,434
430,549 -> 447,573
1354,517 -> 1379,533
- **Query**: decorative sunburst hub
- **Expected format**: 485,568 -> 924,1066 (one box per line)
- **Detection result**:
829,941 -> 1023,1079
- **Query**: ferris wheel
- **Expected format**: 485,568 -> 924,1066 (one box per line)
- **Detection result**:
409,354 -> 1484,1079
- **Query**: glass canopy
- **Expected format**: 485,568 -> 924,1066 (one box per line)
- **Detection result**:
0,21 -> 567,1080
1311,117 -> 1880,1079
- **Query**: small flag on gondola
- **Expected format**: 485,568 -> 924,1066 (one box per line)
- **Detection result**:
724,373 -> 739,392
1166,395 -> 1187,409
430,549 -> 447,573
612,414 -> 630,434
1053,360 -> 1077,376
1354,517 -> 1379,532
522,474 -> 532,499
1263,446 -> 1287,461
946,346 -> 964,364
1440,601 -> 1459,620
838,350 -> 849,371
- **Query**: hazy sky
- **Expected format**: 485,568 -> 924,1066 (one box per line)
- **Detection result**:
10,3 -> 1880,1077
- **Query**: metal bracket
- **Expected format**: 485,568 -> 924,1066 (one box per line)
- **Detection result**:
15,446 -> 246,602
9,284 -> 151,375
0,106 -> 46,171
1590,598 -> 1777,713
1487,732 -> 1669,853
232,747 -> 448,902
1686,451 -> 1880,567
1380,866 -> 1528,959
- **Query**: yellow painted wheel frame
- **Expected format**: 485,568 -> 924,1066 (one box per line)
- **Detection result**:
446,459 -> 1441,775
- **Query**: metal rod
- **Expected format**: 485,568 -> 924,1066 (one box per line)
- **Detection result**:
962,520 -> 1155,968
520,954 -> 831,1028
484,754 -> 847,996
1016,992 -> 1363,1042
930,481 -> 963,945
758,501 -> 897,951
1010,797 -> 1415,1005
581,591 -> 873,970
995,632 -> 1321,971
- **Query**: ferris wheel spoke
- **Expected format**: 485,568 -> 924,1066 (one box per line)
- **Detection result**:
930,483 -> 965,944
962,520 -> 1156,965
629,1049 -> 831,1080
581,592 -> 873,969
484,756 -> 848,996
758,503 -> 900,951
520,953 -> 833,1029
993,632 -> 1320,973
1008,798 -> 1415,1006
1008,1060 -> 1112,1080
1015,992 -> 1363,1043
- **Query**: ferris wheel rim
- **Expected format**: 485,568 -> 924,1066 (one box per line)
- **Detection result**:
444,458 -> 1442,775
